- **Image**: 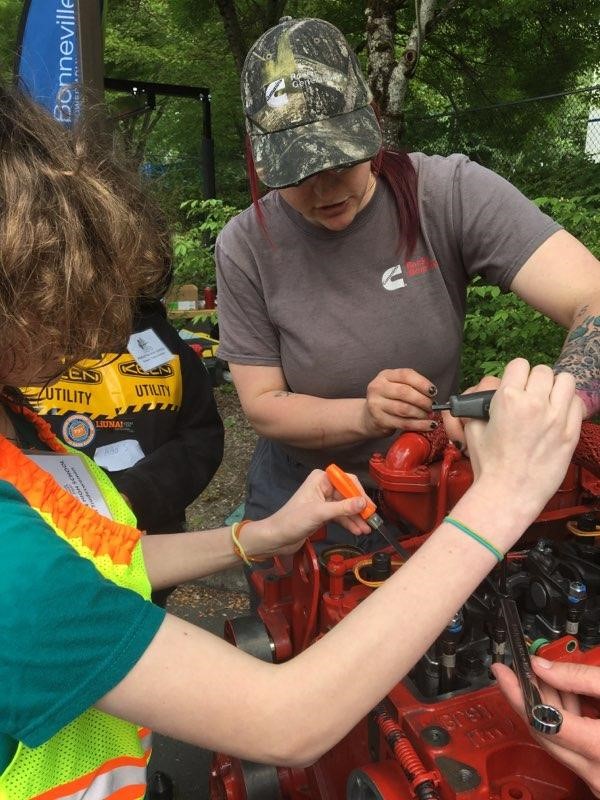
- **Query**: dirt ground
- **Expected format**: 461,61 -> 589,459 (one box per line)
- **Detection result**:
186,382 -> 257,531
167,382 -> 257,609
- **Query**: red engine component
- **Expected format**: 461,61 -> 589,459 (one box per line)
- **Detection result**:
210,422 -> 600,800
371,419 -> 600,535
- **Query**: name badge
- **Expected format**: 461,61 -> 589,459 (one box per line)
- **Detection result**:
27,453 -> 113,519
127,328 -> 173,371
94,439 -> 145,472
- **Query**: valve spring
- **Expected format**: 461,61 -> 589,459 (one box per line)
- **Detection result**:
374,704 -> 439,799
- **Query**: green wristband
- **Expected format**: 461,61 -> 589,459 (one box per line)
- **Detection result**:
443,516 -> 504,563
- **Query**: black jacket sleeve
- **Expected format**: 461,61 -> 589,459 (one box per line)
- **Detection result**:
111,307 -> 224,531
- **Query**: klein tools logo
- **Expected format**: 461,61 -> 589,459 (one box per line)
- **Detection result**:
118,360 -> 174,379
382,264 -> 406,291
62,366 -> 103,385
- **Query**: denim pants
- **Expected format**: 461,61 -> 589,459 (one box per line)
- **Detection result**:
244,437 -> 388,554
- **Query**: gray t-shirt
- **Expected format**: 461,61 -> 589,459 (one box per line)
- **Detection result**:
216,153 -> 560,480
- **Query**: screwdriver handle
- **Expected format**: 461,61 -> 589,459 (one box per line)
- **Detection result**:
444,390 -> 496,419
325,463 -> 377,521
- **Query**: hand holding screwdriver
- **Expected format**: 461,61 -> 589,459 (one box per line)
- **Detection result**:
325,464 -> 409,560
432,389 -> 496,420
433,387 -> 498,452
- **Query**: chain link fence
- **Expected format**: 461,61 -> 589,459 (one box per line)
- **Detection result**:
136,85 -> 600,212
403,85 -> 600,194
140,156 -> 205,219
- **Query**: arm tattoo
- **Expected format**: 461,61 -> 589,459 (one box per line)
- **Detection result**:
554,312 -> 600,417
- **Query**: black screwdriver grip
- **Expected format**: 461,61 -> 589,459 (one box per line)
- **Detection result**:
448,389 -> 496,419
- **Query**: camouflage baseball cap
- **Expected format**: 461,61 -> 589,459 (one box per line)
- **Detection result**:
242,17 -> 382,188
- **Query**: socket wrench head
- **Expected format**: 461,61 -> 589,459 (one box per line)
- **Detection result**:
531,703 -> 563,735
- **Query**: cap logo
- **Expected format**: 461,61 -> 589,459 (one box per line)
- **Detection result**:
265,78 -> 288,108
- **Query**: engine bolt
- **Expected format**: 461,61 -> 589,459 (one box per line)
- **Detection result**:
458,768 -> 472,783
568,580 -> 587,604
577,512 -> 598,532
370,551 -> 392,580
447,610 -> 464,633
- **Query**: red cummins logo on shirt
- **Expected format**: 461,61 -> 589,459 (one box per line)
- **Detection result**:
405,257 -> 439,277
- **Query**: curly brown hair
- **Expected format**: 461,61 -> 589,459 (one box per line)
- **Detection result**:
0,85 -> 172,385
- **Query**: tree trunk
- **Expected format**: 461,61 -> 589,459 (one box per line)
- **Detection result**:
366,0 -> 441,147
215,0 -> 248,77
365,1 -> 401,119
262,0 -> 288,31
215,0 -> 290,76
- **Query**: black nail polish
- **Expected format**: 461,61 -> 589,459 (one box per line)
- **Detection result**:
430,421 -> 438,430
452,440 -> 464,450
428,385 -> 438,396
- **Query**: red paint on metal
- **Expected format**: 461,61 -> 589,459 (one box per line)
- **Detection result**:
210,423 -> 600,800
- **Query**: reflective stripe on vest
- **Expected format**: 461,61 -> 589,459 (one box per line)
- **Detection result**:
31,756 -> 146,800
137,728 -> 152,759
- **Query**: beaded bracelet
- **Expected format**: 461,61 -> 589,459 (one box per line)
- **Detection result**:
443,516 -> 504,563
231,520 -> 269,566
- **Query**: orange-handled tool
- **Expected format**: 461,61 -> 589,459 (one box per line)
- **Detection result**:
325,463 -> 409,560
326,463 -> 378,520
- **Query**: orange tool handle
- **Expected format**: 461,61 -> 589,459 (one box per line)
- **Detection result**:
325,463 -> 376,521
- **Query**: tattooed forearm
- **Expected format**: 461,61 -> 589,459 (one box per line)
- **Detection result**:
554,312 -> 600,417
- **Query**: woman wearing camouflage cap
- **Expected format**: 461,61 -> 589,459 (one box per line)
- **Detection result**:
216,17 -> 600,549
0,80 -> 590,799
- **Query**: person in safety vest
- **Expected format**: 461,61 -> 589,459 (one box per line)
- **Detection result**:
0,84 -> 592,800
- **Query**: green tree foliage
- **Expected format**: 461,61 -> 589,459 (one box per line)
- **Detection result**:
173,198 -> 240,288
400,3 -> 598,193
461,282 -> 566,387
0,0 -> 20,79
100,1 -> 599,211
105,0 -> 247,212
461,178 -> 600,387
405,1 -> 598,113
1,0 -> 597,381
3,0 -> 597,212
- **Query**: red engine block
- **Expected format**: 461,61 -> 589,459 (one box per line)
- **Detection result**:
210,423 -> 600,800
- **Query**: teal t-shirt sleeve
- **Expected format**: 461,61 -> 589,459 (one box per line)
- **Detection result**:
0,479 -> 166,748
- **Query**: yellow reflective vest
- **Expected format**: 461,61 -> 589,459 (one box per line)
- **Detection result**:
0,408 -> 153,800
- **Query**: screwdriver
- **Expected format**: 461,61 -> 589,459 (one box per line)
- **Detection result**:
325,463 -> 409,560
431,389 -> 496,419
